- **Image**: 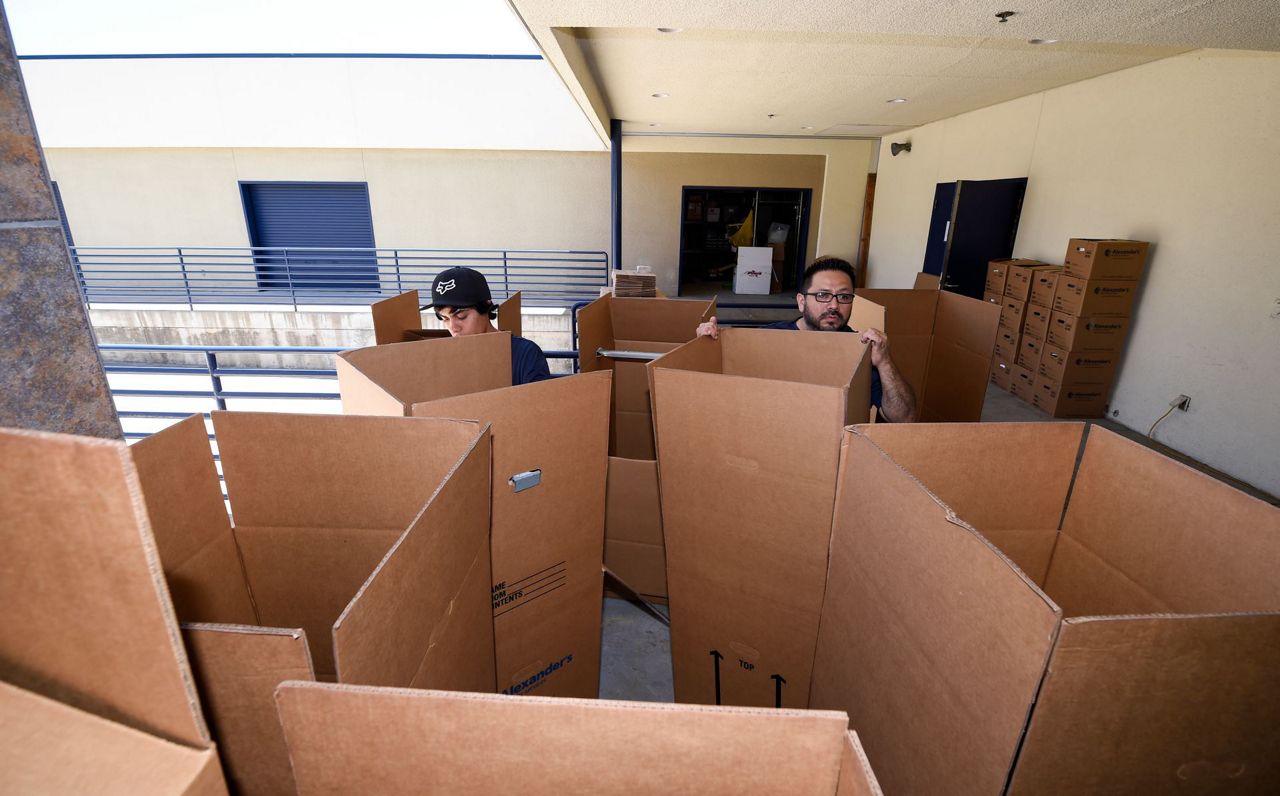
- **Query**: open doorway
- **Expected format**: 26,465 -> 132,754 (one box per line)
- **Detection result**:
677,187 -> 811,296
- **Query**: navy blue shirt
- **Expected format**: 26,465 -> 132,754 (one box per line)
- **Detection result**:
511,335 -> 552,385
761,319 -> 884,412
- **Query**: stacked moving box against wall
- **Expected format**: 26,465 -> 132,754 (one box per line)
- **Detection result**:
986,239 -> 1150,417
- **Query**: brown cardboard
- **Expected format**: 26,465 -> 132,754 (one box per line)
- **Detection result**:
0,680 -> 226,796
1053,276 -> 1140,317
998,295 -> 1027,331
335,332 -> 511,415
913,271 -> 940,290
1030,375 -> 1111,418
1047,311 -> 1131,351
812,423 -> 1280,795
989,358 -> 1013,390
1004,262 -> 1058,302
1063,238 -> 1150,281
981,289 -> 1003,308
371,289 -> 522,344
132,412 -> 494,792
1008,364 -> 1036,400
275,681 -> 872,794
410,372 -> 612,698
1037,344 -> 1120,385
1022,303 -> 1051,340
0,426 -> 212,749
853,288 -> 1000,422
1028,268 -> 1064,309
651,329 -> 871,709
604,456 -> 667,602
984,259 -> 1012,294
993,326 -> 1020,362
1016,334 -> 1044,370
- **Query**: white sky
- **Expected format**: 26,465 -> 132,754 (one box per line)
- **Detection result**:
4,0 -> 539,55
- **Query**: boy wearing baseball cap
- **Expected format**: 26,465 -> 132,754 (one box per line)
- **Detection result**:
430,267 -> 552,385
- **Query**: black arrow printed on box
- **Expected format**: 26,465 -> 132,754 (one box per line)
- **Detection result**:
709,650 -> 723,705
770,674 -> 786,708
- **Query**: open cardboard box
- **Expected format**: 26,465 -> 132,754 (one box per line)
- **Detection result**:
0,680 -> 226,795
337,335 -> 613,698
274,681 -> 883,795
649,327 -> 872,709
130,412 -> 494,793
811,422 -> 1280,795
0,427 -> 229,793
371,289 -> 521,344
852,288 -> 1001,422
579,294 -> 715,604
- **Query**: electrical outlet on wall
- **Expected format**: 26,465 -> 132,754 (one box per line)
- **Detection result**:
1171,394 -> 1191,411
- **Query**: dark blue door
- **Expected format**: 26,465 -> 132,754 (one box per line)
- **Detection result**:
921,182 -> 956,277
241,182 -> 378,291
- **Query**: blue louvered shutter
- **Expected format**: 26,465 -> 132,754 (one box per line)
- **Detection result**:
241,182 -> 378,291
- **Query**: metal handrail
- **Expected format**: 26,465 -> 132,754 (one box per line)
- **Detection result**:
74,245 -> 610,310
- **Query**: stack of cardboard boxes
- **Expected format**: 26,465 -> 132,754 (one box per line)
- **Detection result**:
987,240 -> 1149,417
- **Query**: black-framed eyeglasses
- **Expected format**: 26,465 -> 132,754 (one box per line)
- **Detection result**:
803,291 -> 855,305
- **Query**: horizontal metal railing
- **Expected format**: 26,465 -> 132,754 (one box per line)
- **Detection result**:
74,246 -> 610,310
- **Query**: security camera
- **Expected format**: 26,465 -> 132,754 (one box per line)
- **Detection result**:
890,142 -> 912,157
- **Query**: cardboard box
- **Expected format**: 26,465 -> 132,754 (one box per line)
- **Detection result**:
913,272 -> 940,290
1016,334 -> 1044,371
981,289 -> 1003,308
989,358 -> 1014,391
1003,263 -> 1059,302
337,332 -> 513,416
275,682 -> 883,794
1064,238 -> 1150,281
579,295 -> 714,603
1022,304 -> 1051,340
811,423 -> 1280,795
1030,374 -> 1113,418
371,289 -> 522,344
1053,276 -> 1140,317
853,288 -> 1002,422
1028,268 -> 1064,309
1047,311 -> 1130,351
0,426 -> 229,793
131,412 -> 494,792
650,328 -> 873,709
0,681 -> 226,795
1037,344 -> 1120,385
998,296 -> 1027,332
733,246 -> 773,295
993,327 -> 1020,362
984,259 -> 1013,294
1008,364 -> 1036,401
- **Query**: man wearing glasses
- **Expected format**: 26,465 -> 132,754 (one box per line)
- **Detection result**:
696,257 -> 917,422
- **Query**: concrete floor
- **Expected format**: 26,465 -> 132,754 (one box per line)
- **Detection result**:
596,381 -> 1277,703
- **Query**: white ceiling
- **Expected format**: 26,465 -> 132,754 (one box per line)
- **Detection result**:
510,0 -> 1280,142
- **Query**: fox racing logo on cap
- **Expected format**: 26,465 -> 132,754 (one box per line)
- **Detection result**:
436,279 -> 456,294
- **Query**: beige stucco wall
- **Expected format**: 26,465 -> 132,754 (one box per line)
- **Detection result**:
869,49 -> 1280,495
47,138 -> 874,296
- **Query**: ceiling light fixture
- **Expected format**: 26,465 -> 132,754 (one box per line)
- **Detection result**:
995,11 -> 1015,23
801,126 -> 814,130
649,123 -> 660,127
887,97 -> 909,103
651,92 -> 669,98
657,27 -> 682,33
1028,38 -> 1059,45
890,142 -> 912,157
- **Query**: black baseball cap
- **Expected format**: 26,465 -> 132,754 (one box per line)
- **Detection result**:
430,267 -> 493,309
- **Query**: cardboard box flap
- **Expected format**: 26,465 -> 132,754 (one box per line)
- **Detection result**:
212,412 -> 480,530
647,334 -> 723,376
851,289 -> 938,334
920,341 -> 992,423
1008,614 -> 1280,794
371,290 -> 426,345
934,290 -> 1001,356
1057,426 -> 1280,615
0,427 -> 210,748
0,680 -> 225,795
912,272 -> 940,290
810,428 -> 1061,796
858,422 -> 1084,531
611,295 -> 716,342
837,731 -> 886,796
275,682 -> 850,793
333,355 -> 411,416
576,294 -> 615,373
721,327 -> 869,388
132,414 -> 258,626
334,426 -> 495,694
496,291 -> 522,336
181,624 -> 314,795
410,372 -> 612,698
336,332 -> 511,409
850,295 -> 885,334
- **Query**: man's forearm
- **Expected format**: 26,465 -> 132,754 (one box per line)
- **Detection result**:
876,359 -> 918,423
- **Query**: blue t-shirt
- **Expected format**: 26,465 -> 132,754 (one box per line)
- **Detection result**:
761,319 -> 884,412
511,335 -> 552,385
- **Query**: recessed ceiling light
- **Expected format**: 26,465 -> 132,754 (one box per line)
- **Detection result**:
887,97 -> 909,103
651,92 -> 669,98
649,123 -> 660,127
657,27 -> 682,34
800,126 -> 814,130
1028,38 -> 1059,45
